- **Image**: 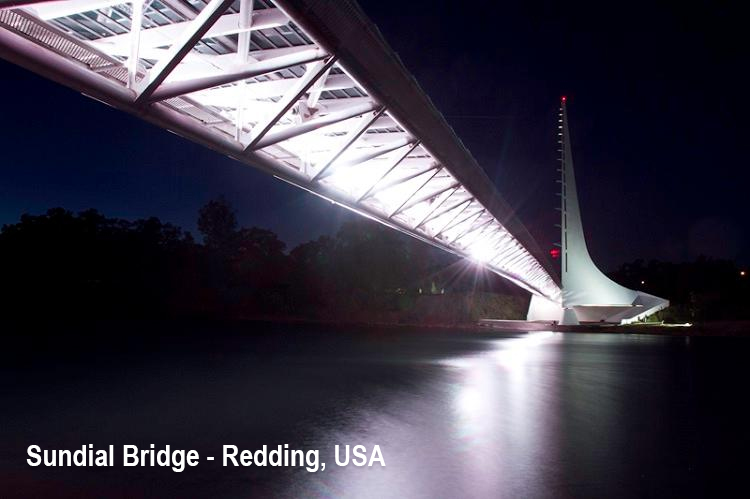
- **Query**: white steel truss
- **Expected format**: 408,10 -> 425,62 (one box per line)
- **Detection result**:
0,0 -> 561,301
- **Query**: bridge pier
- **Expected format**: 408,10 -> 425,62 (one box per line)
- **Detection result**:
526,294 -> 564,324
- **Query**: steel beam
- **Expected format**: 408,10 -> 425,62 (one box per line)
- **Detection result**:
320,135 -> 413,179
437,208 -> 483,239
454,217 -> 493,244
252,101 -> 379,150
244,56 -> 337,151
354,141 -> 419,203
306,67 -> 330,109
416,195 -> 468,229
448,210 -> 487,244
433,201 -> 475,237
312,106 -> 386,181
148,48 -> 328,101
389,167 -> 442,218
127,0 -> 145,90
394,181 -> 460,218
136,0 -> 235,103
234,0 -> 253,140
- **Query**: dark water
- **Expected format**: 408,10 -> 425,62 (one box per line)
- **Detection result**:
3,324 -> 750,498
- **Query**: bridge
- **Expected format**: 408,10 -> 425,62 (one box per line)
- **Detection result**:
0,0 -> 667,323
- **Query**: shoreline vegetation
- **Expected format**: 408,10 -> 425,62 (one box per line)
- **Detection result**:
1,198 -> 747,333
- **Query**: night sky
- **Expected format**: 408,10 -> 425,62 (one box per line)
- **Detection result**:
0,0 -> 747,271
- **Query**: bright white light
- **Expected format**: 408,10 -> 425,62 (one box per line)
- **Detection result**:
469,241 -> 496,263
492,331 -> 558,370
327,158 -> 387,196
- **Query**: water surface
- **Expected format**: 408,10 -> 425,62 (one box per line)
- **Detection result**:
2,325 -> 749,498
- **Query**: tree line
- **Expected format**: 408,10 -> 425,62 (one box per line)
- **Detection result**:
0,199 -> 525,324
610,257 -> 750,322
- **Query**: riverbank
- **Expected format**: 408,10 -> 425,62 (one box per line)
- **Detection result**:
609,320 -> 750,336
478,318 -> 750,337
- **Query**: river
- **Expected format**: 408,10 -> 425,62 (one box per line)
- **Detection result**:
2,324 -> 749,498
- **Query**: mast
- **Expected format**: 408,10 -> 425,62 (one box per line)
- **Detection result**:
557,97 -> 638,310
530,96 -> 669,323
558,97 -> 567,281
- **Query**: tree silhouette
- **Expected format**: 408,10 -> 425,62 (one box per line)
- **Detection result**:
198,196 -> 238,251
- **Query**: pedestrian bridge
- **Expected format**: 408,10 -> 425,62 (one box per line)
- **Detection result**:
0,0 -> 561,301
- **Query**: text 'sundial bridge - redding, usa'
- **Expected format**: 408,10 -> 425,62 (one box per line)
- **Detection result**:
0,0 -> 667,324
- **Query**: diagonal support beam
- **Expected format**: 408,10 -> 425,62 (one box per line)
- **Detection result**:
495,240 -> 525,262
460,216 -> 495,245
306,67 -> 331,109
433,200 -> 474,237
244,56 -> 337,151
502,250 -> 529,270
437,207 -> 483,239
415,192 -> 466,229
332,136 -> 415,172
453,217 -> 493,244
447,210 -> 487,244
465,223 -> 499,248
364,163 -> 441,202
312,106 -> 386,181
135,0 -> 235,103
389,167 -> 442,218
394,181 -> 460,218
252,101 -> 379,150
149,48 -> 328,101
413,186 -> 459,230
354,141 -> 420,203
487,237 -> 519,266
159,0 -> 237,55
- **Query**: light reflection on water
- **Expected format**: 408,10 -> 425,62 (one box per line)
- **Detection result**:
287,332 -> 566,499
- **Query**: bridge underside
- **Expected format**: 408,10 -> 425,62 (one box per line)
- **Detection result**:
0,0 -> 560,302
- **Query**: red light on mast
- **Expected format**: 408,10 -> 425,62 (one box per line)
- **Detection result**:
550,248 -> 561,259
561,96 -> 567,103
